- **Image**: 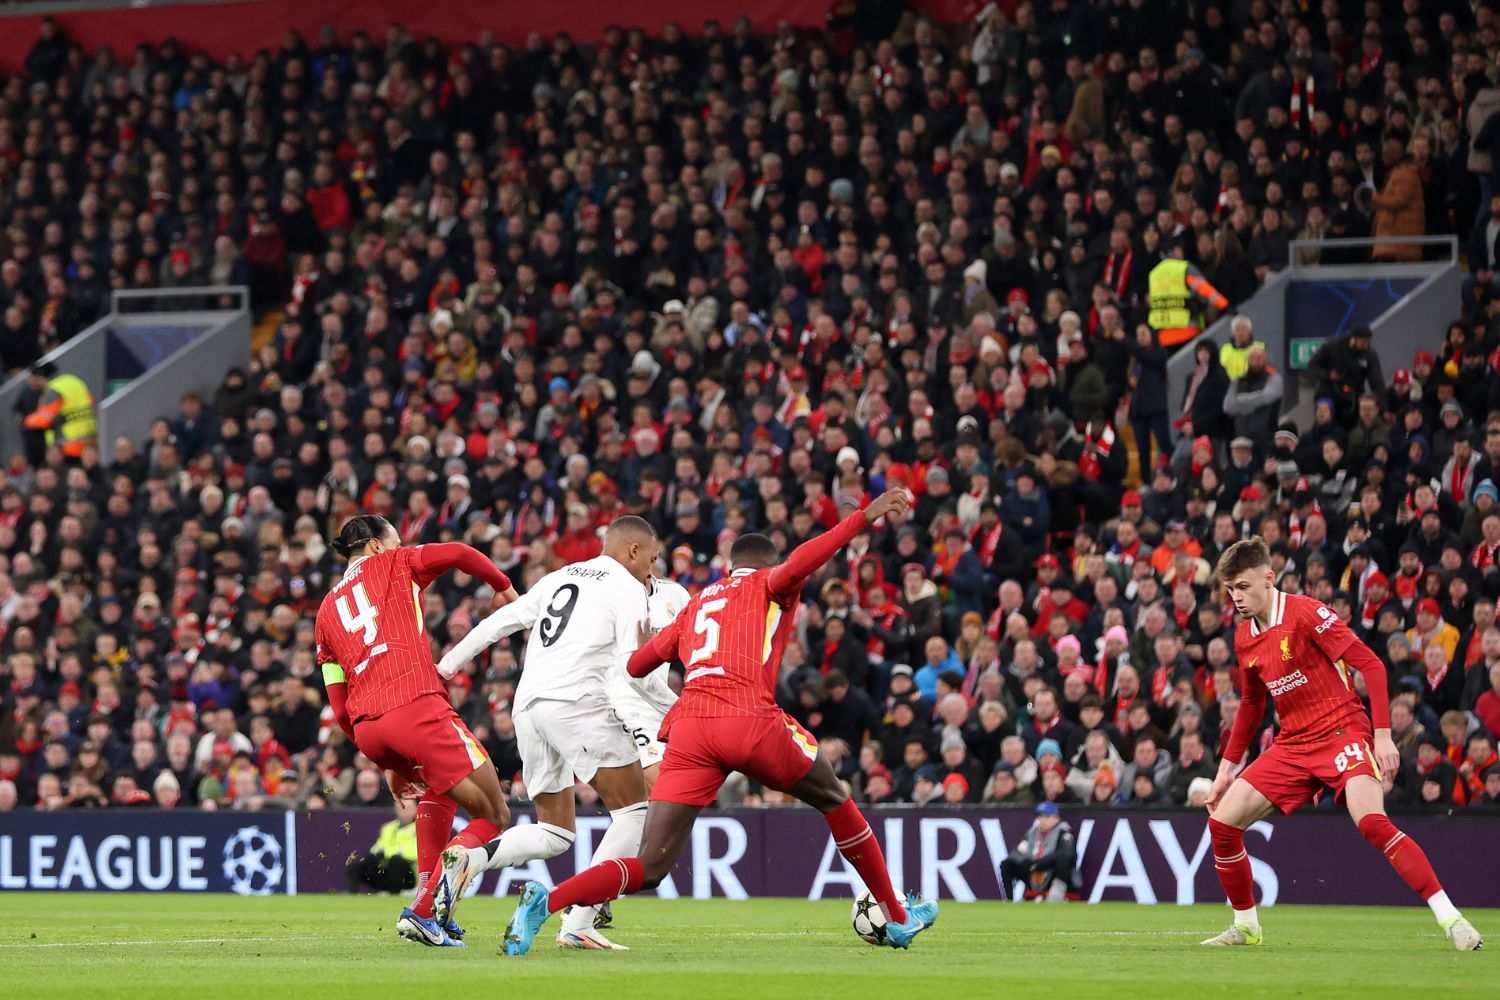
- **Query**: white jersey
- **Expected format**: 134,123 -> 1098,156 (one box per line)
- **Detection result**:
607,576 -> 685,727
437,555 -> 649,713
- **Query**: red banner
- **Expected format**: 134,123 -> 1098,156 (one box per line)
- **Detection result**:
0,0 -> 827,74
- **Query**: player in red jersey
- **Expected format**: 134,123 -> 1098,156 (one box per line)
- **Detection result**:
498,490 -> 938,955
315,514 -> 518,948
1203,538 -> 1482,950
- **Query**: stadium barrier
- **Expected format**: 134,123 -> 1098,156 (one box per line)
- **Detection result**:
0,286 -> 250,463
1163,235 -> 1460,425
0,0 -> 827,72
4,807 -> 1497,906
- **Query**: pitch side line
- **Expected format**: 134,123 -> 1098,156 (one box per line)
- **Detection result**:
0,934 -> 387,949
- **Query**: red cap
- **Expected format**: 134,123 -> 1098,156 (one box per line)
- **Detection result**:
942,773 -> 970,795
60,682 -> 82,699
1393,368 -> 1411,384
1007,288 -> 1029,305
552,282 -> 570,295
1029,361 -> 1052,380
581,204 -> 601,220
1417,597 -> 1441,617
224,463 -> 245,479
1367,571 -> 1389,589
787,365 -> 808,382
1414,350 -> 1435,367
170,250 -> 191,267
1121,490 -> 1143,506
1192,435 -> 1212,452
448,672 -> 473,690
1239,485 -> 1263,502
1036,553 -> 1061,569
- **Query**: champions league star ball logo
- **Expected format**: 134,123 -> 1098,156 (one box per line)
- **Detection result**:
222,826 -> 284,896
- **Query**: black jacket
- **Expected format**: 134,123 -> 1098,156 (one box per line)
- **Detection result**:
1186,352 -> 1232,441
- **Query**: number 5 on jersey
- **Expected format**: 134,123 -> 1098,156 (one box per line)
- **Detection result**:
337,582 -> 380,648
688,598 -> 729,665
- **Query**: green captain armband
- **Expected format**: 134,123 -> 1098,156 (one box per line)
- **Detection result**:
321,662 -> 346,685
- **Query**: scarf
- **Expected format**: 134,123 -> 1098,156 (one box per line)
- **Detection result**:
1425,661 -> 1449,692
1103,248 -> 1133,298
1359,594 -> 1389,631
974,522 -> 1004,565
1182,364 -> 1208,418
1290,74 -> 1315,130
865,602 -> 907,661
1080,424 -> 1116,480
1472,540 -> 1500,575
1150,664 -> 1173,704
1394,567 -> 1422,607
1452,455 -> 1475,503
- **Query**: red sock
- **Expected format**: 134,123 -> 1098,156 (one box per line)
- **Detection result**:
825,799 -> 907,924
547,857 -> 644,914
450,818 -> 502,851
412,816 -> 501,919
1358,814 -> 1442,898
1208,818 -> 1256,910
412,796 -> 457,914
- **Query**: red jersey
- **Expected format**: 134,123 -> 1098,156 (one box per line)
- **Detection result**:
316,543 -> 510,722
633,512 -> 870,734
1226,590 -> 1364,761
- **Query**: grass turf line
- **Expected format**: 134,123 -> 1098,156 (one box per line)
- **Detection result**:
0,894 -> 1490,1000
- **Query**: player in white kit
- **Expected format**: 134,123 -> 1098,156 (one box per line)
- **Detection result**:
584,567 -> 686,932
613,570 -> 687,779
430,516 -> 656,950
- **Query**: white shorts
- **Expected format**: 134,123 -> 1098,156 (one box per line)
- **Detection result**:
623,713 -> 668,769
513,692 -> 640,796
609,685 -> 671,770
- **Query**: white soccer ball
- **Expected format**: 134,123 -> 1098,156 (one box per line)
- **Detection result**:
851,890 -> 888,945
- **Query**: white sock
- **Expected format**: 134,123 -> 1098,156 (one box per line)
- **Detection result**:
559,802 -> 648,936
1426,890 -> 1460,925
482,822 -> 575,872
1233,905 -> 1260,930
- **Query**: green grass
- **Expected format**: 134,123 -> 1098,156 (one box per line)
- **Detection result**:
0,894 -> 1489,999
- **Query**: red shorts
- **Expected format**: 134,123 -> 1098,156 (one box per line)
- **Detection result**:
1239,720 -> 1378,814
353,694 -> 489,796
650,712 -> 819,808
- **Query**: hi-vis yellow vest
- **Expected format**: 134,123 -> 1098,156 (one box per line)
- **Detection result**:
1147,258 -> 1192,331
47,374 -> 97,445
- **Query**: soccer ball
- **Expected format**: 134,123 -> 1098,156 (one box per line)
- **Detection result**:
851,890 -> 888,945
222,825 -> 284,896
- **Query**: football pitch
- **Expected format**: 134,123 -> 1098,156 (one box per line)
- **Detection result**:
0,894 -> 1489,999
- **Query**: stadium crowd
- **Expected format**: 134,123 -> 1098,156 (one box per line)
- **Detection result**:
4,3 -> 1500,818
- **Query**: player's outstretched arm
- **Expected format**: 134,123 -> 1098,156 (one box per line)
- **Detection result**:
322,665 -> 356,742
437,585 -> 544,679
767,489 -> 910,601
411,541 -> 514,597
1208,667 -> 1267,811
1342,638 -> 1398,774
314,616 -> 356,742
626,619 -> 681,678
1306,601 -> 1397,774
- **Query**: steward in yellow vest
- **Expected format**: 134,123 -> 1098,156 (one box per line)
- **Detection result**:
1147,243 -> 1229,348
22,362 -> 97,459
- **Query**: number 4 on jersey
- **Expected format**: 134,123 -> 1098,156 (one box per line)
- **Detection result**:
1334,742 -> 1365,773
337,582 -> 380,645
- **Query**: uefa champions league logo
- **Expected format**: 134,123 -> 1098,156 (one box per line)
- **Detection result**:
222,826 -> 284,895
